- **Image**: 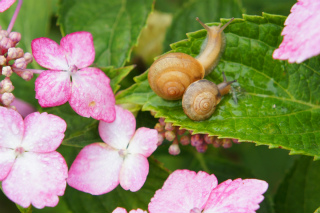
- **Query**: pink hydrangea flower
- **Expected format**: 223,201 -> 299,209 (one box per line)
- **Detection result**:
31,31 -> 115,122
273,0 -> 320,63
113,207 -> 147,213
0,107 -> 68,208
67,105 -> 158,195
148,170 -> 268,213
0,0 -> 16,12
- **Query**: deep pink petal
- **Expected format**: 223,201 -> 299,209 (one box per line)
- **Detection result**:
21,112 -> 66,152
69,67 -> 115,122
204,179 -> 268,213
31,37 -> 68,70
2,152 -> 68,209
67,143 -> 123,195
128,127 -> 158,157
273,0 -> 320,63
12,98 -> 36,118
112,207 -> 127,213
35,70 -> 72,107
119,154 -> 149,192
148,170 -> 218,213
99,105 -> 136,149
0,0 -> 15,12
60,31 -> 95,68
0,107 -> 23,149
0,147 -> 15,181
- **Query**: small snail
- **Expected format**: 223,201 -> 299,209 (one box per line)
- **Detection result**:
148,17 -> 234,100
182,72 -> 236,121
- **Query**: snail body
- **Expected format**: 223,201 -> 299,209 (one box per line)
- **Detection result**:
148,18 -> 234,100
182,73 -> 236,121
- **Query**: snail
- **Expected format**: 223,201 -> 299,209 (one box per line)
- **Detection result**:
148,17 -> 234,100
182,72 -> 236,121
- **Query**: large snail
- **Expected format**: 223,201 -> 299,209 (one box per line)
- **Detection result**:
182,72 -> 236,121
148,17 -> 234,100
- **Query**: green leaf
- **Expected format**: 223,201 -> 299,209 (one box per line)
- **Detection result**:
64,157 -> 170,212
274,156 -> 320,213
101,65 -> 134,93
16,205 -> 32,213
164,0 -> 244,51
58,0 -> 154,67
116,13 -> 320,159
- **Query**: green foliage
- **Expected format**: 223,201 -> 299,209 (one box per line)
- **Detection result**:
117,13 -> 320,159
274,156 -> 320,213
58,0 -> 154,68
16,205 -> 32,213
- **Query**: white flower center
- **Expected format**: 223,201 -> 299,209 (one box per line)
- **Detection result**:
190,208 -> 202,213
68,64 -> 78,74
118,149 -> 128,157
14,146 -> 25,157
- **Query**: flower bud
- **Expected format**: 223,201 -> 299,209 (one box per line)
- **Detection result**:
0,30 -> 8,37
1,92 -> 14,106
20,71 -> 33,81
169,142 -> 180,155
222,138 -> 232,148
0,37 -> 14,54
165,130 -> 176,141
165,122 -> 175,131
177,129 -> 186,135
212,138 -> 222,148
13,58 -> 27,69
180,135 -> 190,145
204,135 -> 215,144
2,66 -> 12,77
9,32 -> 21,44
232,138 -> 240,144
196,143 -> 208,153
150,110 -> 156,116
191,134 -> 203,147
7,47 -> 24,61
157,133 -> 164,146
158,117 -> 165,126
24,52 -> 33,64
0,55 -> 6,65
154,123 -> 164,132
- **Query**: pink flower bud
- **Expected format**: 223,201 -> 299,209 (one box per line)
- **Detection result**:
165,130 -> 176,141
0,37 -> 14,54
232,139 -> 240,144
165,122 -> 175,131
13,58 -> 27,69
0,30 -> 8,37
177,129 -> 186,135
158,117 -> 165,126
154,123 -> 164,132
169,142 -> 180,155
23,52 -> 33,64
157,133 -> 164,146
212,138 -> 222,148
7,47 -> 24,61
222,139 -> 232,148
191,134 -> 203,147
180,135 -> 190,145
2,66 -> 13,77
0,55 -> 6,65
20,71 -> 33,81
204,135 -> 215,144
9,32 -> 21,44
1,92 -> 14,106
196,143 -> 208,153
0,78 -> 14,93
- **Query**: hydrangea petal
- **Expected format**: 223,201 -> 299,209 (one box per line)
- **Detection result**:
119,154 -> 149,192
273,0 -> 320,63
127,127 -> 158,157
31,37 -> 68,70
35,70 -> 71,107
112,208 -> 127,213
204,179 -> 268,213
12,98 -> 36,118
2,151 -> 68,209
69,67 -> 115,122
98,105 -> 135,149
0,0 -> 15,12
129,209 -> 148,213
148,170 -> 218,213
60,32 -> 95,69
67,143 -> 123,195
21,112 -> 66,152
0,107 -> 24,149
0,147 -> 15,181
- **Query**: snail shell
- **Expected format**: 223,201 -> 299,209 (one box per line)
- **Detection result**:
148,52 -> 205,100
182,79 -> 221,121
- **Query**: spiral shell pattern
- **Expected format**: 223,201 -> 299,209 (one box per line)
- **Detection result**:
148,53 -> 205,100
182,79 -> 221,121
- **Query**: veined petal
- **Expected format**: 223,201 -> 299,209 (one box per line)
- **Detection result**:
21,112 -> 66,152
67,143 -> 123,195
2,152 -> 68,209
99,105 -> 136,150
0,0 -> 15,12
31,37 -> 68,70
0,107 -> 23,149
204,179 -> 268,213
119,154 -> 149,192
0,147 -> 15,181
128,127 -> 158,157
69,67 -> 115,122
35,71 -> 72,107
60,31 -> 95,69
148,170 -> 218,213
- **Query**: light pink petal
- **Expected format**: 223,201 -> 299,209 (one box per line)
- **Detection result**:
98,105 -> 135,149
0,147 -> 15,181
31,37 -> 68,70
273,0 -> 320,63
0,107 -> 23,149
112,207 -> 127,213
12,98 -> 36,118
67,143 -> 123,195
129,209 -> 148,213
35,70 -> 72,107
119,154 -> 149,192
127,127 -> 158,157
0,0 -> 15,12
69,67 -> 115,122
60,31 -> 95,68
21,112 -> 66,152
2,151 -> 68,209
204,179 -> 268,213
148,170 -> 218,213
